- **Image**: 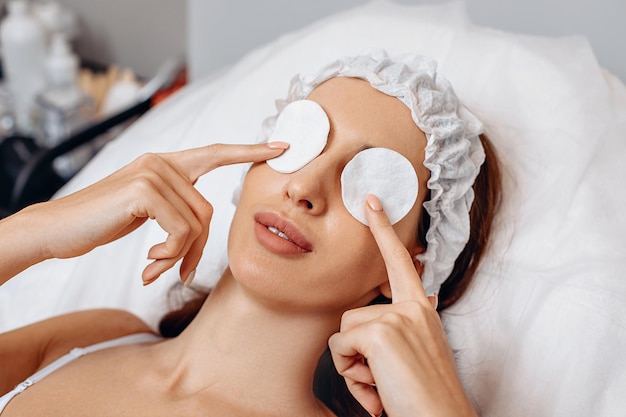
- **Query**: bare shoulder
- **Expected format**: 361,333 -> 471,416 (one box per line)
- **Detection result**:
38,309 -> 154,363
0,309 -> 154,394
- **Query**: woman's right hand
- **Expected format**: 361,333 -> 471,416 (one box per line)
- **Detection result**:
0,142 -> 288,286
328,195 -> 477,417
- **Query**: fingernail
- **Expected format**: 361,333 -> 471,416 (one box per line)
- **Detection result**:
267,141 -> 290,150
366,194 -> 383,212
433,292 -> 439,310
183,269 -> 196,287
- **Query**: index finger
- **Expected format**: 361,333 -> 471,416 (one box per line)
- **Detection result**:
162,142 -> 289,183
364,194 -> 428,304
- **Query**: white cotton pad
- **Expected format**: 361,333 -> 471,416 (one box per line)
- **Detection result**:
266,100 -> 329,173
341,148 -> 418,226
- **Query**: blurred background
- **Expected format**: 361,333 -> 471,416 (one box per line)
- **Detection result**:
54,0 -> 625,82
0,0 -> 623,217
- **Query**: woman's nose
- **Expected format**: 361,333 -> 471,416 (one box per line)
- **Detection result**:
282,155 -> 336,215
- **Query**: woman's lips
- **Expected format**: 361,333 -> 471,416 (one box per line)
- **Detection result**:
254,212 -> 313,254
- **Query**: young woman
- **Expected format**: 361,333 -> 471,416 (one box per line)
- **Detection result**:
0,52 -> 500,417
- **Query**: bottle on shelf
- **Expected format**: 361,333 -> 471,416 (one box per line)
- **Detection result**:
36,33 -> 95,178
0,0 -> 47,134
31,0 -> 79,44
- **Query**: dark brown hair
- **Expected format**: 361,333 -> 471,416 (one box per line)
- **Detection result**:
159,133 -> 502,416
438,134 -> 502,309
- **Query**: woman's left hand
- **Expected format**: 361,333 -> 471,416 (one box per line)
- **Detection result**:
328,194 -> 478,417
0,143 -> 287,286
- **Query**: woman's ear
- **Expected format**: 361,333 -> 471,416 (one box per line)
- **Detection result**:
410,243 -> 425,277
412,254 -> 424,277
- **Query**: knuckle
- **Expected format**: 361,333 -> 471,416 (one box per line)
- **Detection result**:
327,332 -> 339,349
188,218 -> 202,239
129,173 -> 160,195
397,300 -> 439,327
401,301 -> 427,320
169,218 -> 192,239
340,308 -> 355,322
367,319 -> 401,348
134,152 -> 163,168
360,304 -> 442,352
339,306 -> 372,331
190,200 -> 213,237
198,200 -> 214,221
380,311 -> 407,327
339,309 -> 357,330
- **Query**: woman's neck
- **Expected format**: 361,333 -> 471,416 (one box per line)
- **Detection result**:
156,269 -> 340,416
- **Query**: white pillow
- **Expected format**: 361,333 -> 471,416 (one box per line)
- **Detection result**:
1,1 -> 625,415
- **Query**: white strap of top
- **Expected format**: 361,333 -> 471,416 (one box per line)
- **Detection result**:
0,332 -> 161,414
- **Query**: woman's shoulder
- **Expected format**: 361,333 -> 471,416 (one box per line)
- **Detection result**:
37,309 -> 154,364
0,309 -> 154,394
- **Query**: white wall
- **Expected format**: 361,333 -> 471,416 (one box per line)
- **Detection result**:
467,0 -> 623,80
38,0 -> 624,82
56,0 -> 186,79
188,0 -> 626,82
187,0 -> 368,81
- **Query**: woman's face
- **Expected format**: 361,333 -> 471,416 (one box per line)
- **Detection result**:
228,77 -> 429,314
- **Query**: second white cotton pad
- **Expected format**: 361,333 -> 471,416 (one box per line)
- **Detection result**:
341,148 -> 419,226
266,100 -> 330,173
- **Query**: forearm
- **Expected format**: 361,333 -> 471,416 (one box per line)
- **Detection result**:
0,204 -> 50,286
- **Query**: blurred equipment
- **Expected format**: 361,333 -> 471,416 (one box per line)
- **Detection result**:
0,0 -> 47,134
